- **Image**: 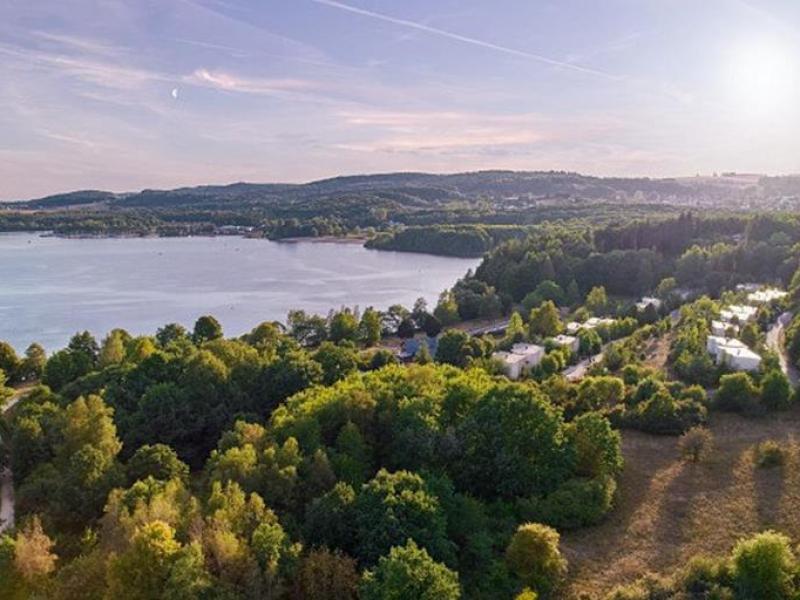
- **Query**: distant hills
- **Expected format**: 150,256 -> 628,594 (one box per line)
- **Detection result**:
7,170 -> 800,212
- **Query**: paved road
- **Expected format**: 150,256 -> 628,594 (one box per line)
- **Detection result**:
766,311 -> 798,387
0,389 -> 25,533
564,352 -> 603,382
466,319 -> 510,336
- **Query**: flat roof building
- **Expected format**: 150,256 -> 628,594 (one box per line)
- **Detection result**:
493,343 -> 545,380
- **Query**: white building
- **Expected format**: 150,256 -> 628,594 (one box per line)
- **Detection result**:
719,346 -> 762,372
552,334 -> 580,354
747,288 -> 788,304
636,297 -> 662,312
706,335 -> 761,371
711,320 -> 739,337
493,343 -> 545,380
566,317 -> 615,334
720,304 -> 758,324
736,283 -> 761,293
707,335 -> 747,358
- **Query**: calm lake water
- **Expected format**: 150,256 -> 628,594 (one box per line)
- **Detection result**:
0,233 -> 479,352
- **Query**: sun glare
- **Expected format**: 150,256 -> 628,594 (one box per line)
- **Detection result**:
727,40 -> 798,117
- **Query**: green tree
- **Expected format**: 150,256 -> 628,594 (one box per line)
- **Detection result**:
505,523 -> 567,598
354,469 -> 453,565
585,286 -> 609,315
434,291 -> 460,326
422,313 -> 443,338
761,370 -> 792,411
397,317 -> 416,340
455,383 -> 570,499
361,540 -> 461,600
314,342 -> 359,386
504,312 -> 527,345
0,341 -> 20,383
715,372 -> 760,414
42,349 -> 93,391
330,309 -> 359,343
741,322 -> 760,348
18,343 -> 47,382
127,444 -> 190,485
359,308 -> 382,347
288,310 -> 329,346
107,520 -> 182,600
99,330 -> 127,368
568,412 -> 623,479
655,277 -> 677,299
68,331 -> 100,365
732,530 -> 796,600
435,330 -> 474,368
415,343 -> 433,365
155,323 -> 188,347
522,281 -> 565,313
192,315 -> 223,344
528,301 -> 562,339
577,329 -> 602,356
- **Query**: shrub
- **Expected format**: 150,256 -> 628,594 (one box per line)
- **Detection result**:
715,372 -> 761,415
678,426 -> 714,463
677,555 -> 727,596
755,440 -> 785,468
603,574 -> 673,600
505,523 -> 567,598
731,530 -> 796,600
760,370 -> 792,411
518,477 -> 616,530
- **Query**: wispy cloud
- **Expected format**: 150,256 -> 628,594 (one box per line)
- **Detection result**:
310,0 -> 619,79
33,31 -> 125,56
185,68 -> 319,96
0,43 -> 168,90
332,108 -> 617,155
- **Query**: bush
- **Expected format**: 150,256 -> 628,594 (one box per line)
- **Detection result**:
715,372 -> 761,415
755,440 -> 785,468
614,388 -> 707,436
731,530 -> 796,600
677,555 -> 728,597
760,370 -> 792,411
678,426 -> 714,463
505,523 -> 567,598
603,574 -> 673,600
518,477 -> 616,530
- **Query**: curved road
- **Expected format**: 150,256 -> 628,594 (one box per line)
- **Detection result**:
767,311 -> 799,387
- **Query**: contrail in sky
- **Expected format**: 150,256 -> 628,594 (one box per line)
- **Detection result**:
311,0 -> 619,79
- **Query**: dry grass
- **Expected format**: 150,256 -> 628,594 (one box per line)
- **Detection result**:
561,406 -> 800,598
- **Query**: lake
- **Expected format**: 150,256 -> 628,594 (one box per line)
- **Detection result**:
0,233 -> 480,352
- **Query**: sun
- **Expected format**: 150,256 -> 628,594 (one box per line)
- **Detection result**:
726,40 -> 798,117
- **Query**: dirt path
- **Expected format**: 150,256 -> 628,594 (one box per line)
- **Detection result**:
562,407 -> 800,598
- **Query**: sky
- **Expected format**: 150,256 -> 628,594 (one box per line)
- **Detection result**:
1,0 -> 799,200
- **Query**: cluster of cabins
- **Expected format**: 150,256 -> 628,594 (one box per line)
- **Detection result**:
705,286 -> 788,372
492,317 -> 616,380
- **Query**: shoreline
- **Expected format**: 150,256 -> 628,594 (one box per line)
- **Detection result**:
273,235 -> 367,245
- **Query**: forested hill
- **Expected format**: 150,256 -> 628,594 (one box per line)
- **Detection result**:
3,171 -> 799,247
7,170 -> 800,210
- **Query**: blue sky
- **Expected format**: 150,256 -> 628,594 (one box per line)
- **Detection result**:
1,0 -> 799,199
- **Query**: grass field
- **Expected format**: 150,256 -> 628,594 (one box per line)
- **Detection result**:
562,405 -> 800,598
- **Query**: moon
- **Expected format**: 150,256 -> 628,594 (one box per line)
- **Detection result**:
171,87 -> 179,100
